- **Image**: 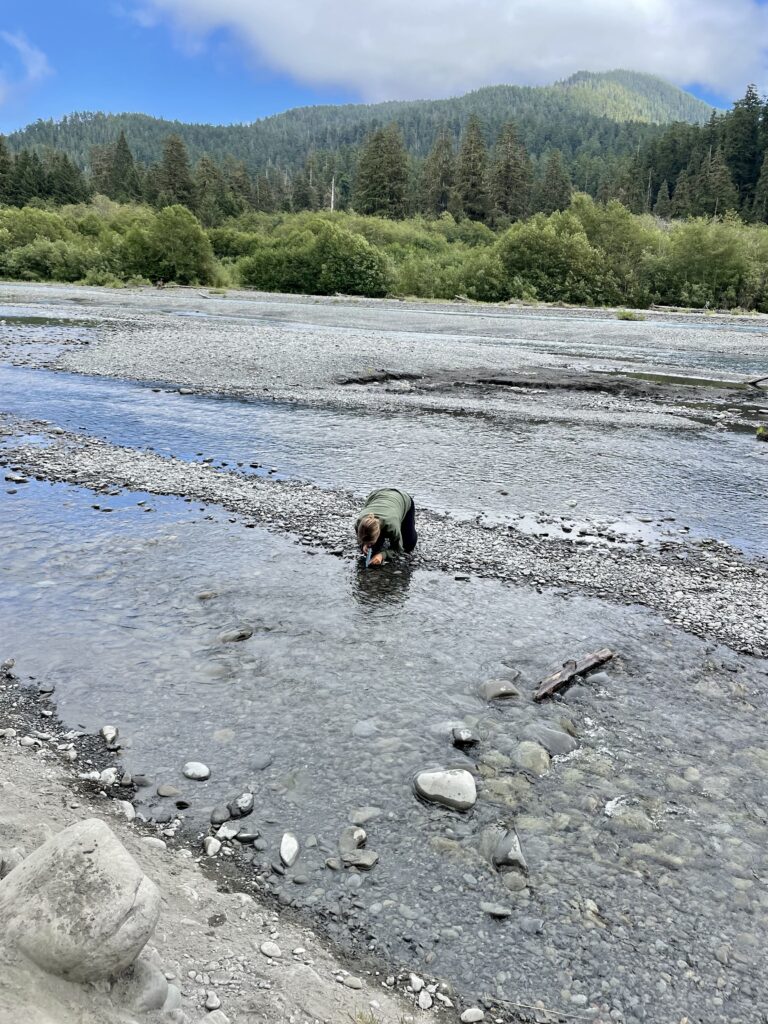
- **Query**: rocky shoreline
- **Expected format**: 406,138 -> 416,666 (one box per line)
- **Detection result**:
0,663 -> 481,1024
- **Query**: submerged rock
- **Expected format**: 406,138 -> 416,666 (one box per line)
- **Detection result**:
218,626 -> 253,643
183,762 -> 210,781
414,769 -> 477,810
228,792 -> 254,818
452,727 -> 479,749
512,741 -> 551,775
521,723 -> 578,756
0,818 -> 159,982
480,679 -> 521,701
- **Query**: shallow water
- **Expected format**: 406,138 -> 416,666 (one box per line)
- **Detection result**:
2,479 -> 768,1021
1,363 -> 766,554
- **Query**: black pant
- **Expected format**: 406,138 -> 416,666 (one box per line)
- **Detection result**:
402,500 -> 418,553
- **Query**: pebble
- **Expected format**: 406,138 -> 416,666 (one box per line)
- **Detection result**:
343,976 -> 363,989
157,783 -> 181,797
219,627 -> 253,643
260,941 -> 282,959
216,822 -> 241,841
461,1010 -> 485,1023
141,837 -> 167,851
100,725 -> 118,744
203,837 -> 221,857
183,762 -> 211,781
280,832 -> 300,867
116,800 -> 136,821
409,974 -> 424,992
414,768 -> 477,810
350,806 -> 382,825
206,1012 -> 230,1024
228,792 -> 254,818
452,727 -> 479,748
480,902 -> 512,918
205,991 -> 221,1010
418,990 -> 433,1010
210,805 -> 231,825
492,828 -> 528,872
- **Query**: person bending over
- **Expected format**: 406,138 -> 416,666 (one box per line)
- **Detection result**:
356,487 -> 417,566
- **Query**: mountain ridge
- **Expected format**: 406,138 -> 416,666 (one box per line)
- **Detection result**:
5,70 -> 714,178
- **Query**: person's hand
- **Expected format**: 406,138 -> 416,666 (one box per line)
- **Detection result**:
370,553 -> 384,566
362,544 -> 370,555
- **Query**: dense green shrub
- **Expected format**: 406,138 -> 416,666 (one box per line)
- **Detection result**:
496,211 -> 619,305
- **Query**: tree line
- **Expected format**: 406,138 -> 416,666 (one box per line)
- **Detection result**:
4,86 -> 766,228
614,85 -> 768,222
0,119 -> 573,226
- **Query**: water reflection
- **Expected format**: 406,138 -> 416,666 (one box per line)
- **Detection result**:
350,559 -> 414,608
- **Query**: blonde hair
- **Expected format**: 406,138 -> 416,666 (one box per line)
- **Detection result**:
357,514 -> 381,548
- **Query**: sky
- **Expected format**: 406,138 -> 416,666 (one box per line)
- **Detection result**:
3,0 -> 768,133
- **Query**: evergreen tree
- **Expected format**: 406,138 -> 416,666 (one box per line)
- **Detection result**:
421,131 -> 455,216
670,168 -> 694,218
224,158 -> 254,211
45,151 -> 89,204
10,151 -> 45,206
108,131 -> 142,202
490,121 -> 533,221
0,136 -> 12,204
701,148 -> 739,216
254,173 -> 276,213
723,84 -> 762,206
354,124 -> 408,218
536,149 -> 572,214
157,134 -> 195,208
193,155 -> 228,226
653,180 -> 672,218
456,115 -> 489,221
291,170 -> 318,211
751,152 -> 768,223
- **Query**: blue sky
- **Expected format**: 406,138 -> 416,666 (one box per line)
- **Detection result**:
3,1 -> 767,133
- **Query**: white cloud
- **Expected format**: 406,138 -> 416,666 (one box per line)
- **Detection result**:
0,30 -> 52,106
136,0 -> 768,101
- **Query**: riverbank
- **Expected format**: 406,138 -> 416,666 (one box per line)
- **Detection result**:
0,664 -> 432,1024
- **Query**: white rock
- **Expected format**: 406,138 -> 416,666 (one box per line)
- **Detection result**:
183,761 -> 210,781
203,837 -> 221,857
141,837 -> 167,850
206,1012 -> 231,1024
461,1009 -> 485,1023
260,940 -> 282,959
0,818 -> 159,982
409,973 -> 424,993
414,769 -> 477,810
205,990 -> 221,1009
100,725 -> 118,744
280,832 -> 300,867
418,989 -> 433,1010
112,957 -> 169,1011
116,800 -> 136,822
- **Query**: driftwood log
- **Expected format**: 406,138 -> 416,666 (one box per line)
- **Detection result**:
533,647 -> 615,702
746,375 -> 768,388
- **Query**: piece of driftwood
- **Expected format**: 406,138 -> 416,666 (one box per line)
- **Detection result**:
534,647 -> 615,702
746,374 -> 768,388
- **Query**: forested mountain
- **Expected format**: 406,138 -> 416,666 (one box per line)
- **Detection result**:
7,70 -> 712,182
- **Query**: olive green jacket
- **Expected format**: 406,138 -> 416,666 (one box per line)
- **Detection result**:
356,488 -> 413,554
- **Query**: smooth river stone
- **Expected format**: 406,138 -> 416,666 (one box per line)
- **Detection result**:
280,832 -> 300,867
183,762 -> 210,781
480,679 -> 521,701
415,769 -> 477,810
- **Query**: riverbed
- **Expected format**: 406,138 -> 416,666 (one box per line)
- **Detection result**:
1,283 -> 767,1024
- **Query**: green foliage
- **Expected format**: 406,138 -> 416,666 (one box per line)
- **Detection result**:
457,115 -> 489,221
490,122 -> 533,222
238,219 -> 388,296
536,150 -> 573,215
616,309 -> 645,320
496,210 -> 617,304
122,205 -> 215,284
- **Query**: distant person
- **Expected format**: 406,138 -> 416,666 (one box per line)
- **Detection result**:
356,488 -> 417,566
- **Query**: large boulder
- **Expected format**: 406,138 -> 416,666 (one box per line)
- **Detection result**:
0,818 -> 160,982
